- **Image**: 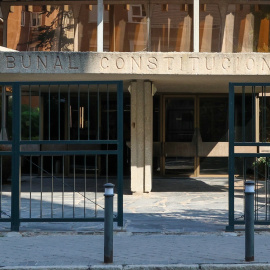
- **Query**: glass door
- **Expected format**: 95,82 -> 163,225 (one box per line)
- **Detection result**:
161,96 -> 196,176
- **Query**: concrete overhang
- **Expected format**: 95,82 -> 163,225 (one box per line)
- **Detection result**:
0,51 -> 270,93
0,46 -> 17,52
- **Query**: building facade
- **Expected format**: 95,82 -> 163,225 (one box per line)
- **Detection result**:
1,0 -> 270,193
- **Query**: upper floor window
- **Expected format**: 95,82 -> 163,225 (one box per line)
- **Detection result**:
128,5 -> 146,22
88,5 -> 109,23
21,10 -> 25,26
30,12 -> 42,27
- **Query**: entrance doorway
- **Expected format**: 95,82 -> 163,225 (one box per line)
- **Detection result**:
153,95 -> 229,177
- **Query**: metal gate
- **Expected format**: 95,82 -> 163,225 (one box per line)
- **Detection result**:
228,82 -> 270,231
0,81 -> 123,231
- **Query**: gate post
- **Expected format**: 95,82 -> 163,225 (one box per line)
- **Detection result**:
227,82 -> 235,232
11,83 -> 21,231
117,81 -> 123,227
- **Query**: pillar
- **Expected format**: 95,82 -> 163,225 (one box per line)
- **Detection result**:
97,0 -> 103,52
193,0 -> 199,52
130,81 -> 153,193
72,5 -> 81,52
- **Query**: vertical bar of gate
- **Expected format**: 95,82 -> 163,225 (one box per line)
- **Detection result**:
68,85 -> 70,141
117,81 -> 123,227
58,85 -> 61,141
252,86 -> 255,143
106,84 -> 109,183
29,85 -> 32,141
88,85 -> 90,140
30,155 -> 32,218
48,85 -> 51,140
95,154 -> 97,217
40,155 -> 43,218
84,154 -> 86,218
62,154 -> 65,218
227,82 -> 235,231
78,85 -> 80,140
11,83 -> 21,231
0,156 -> 2,218
242,86 -> 245,142
73,155 -> 75,218
39,85 -> 41,140
51,156 -> 54,218
97,85 -> 100,140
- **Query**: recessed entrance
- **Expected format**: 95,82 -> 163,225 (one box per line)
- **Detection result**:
153,95 -> 229,177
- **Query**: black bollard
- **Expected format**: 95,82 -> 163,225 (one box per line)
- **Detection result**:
245,180 -> 255,262
104,183 -> 114,263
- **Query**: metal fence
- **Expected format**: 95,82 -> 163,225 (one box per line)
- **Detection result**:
228,82 -> 270,231
0,81 -> 123,231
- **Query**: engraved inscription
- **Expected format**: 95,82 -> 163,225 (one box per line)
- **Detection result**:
116,57 -> 125,69
101,57 -> 109,69
164,57 -> 174,70
2,53 -> 270,75
54,56 -> 63,69
246,58 -> 255,71
132,56 -> 141,70
21,55 -> 31,69
147,57 -> 158,70
222,57 -> 231,70
6,56 -> 15,68
37,56 -> 47,69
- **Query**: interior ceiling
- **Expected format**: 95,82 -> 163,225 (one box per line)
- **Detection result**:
1,73 -> 270,94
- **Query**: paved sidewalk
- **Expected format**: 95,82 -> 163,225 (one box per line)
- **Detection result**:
1,231 -> 270,267
0,178 -> 270,268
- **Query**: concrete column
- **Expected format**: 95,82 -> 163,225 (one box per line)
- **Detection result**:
130,81 -> 153,193
72,5 -> 81,52
97,0 -> 104,52
144,81 -> 153,192
1,3 -> 10,47
193,0 -> 199,52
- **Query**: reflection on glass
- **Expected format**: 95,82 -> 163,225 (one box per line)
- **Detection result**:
151,4 -> 192,52
165,157 -> 194,175
200,157 -> 228,175
165,98 -> 194,142
259,96 -> 270,142
200,97 -> 228,142
199,4 -> 221,52
234,95 -> 253,142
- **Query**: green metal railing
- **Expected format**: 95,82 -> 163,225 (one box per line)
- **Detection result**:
228,83 -> 270,231
0,81 -> 123,231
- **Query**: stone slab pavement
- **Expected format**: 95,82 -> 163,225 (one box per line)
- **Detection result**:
0,178 -> 270,269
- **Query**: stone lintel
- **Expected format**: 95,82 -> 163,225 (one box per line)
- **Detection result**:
1,52 -> 270,76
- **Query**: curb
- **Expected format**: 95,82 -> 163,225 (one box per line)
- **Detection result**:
1,264 -> 270,270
